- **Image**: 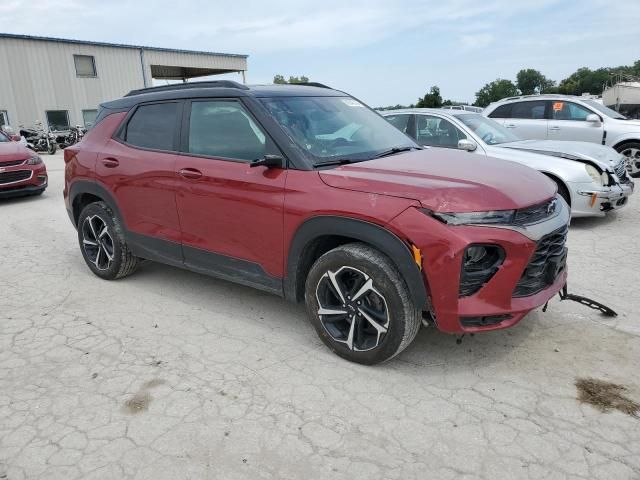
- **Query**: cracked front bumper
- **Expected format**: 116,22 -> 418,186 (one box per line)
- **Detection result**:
569,180 -> 634,217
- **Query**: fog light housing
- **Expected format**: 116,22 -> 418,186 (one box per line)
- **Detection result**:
459,244 -> 505,297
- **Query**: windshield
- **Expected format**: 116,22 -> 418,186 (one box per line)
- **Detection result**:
454,113 -> 521,145
582,99 -> 627,119
260,96 -> 417,164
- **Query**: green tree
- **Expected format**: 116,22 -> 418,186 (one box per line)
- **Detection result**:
273,74 -> 310,84
474,79 -> 519,107
557,67 -> 611,95
416,86 -> 443,108
516,69 -> 556,95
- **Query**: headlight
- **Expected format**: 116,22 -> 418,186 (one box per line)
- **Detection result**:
585,164 -> 604,186
428,209 -> 516,225
26,155 -> 42,165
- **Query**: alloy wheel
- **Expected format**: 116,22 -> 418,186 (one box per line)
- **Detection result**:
621,147 -> 640,175
315,266 -> 390,351
81,215 -> 115,271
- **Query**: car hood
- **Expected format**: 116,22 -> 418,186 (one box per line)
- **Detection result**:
0,141 -> 32,161
319,149 -> 556,213
501,139 -> 620,171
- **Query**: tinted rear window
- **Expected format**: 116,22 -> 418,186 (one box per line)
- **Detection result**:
125,103 -> 178,151
511,101 -> 546,119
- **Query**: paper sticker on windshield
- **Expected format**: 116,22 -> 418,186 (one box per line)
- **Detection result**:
342,99 -> 364,107
553,102 -> 564,111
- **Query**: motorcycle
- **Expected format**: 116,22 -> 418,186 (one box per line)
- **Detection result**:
19,121 -> 57,155
54,125 -> 87,149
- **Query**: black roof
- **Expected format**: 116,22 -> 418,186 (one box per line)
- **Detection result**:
102,81 -> 347,109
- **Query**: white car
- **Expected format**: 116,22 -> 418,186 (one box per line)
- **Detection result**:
483,94 -> 640,177
382,109 -> 634,218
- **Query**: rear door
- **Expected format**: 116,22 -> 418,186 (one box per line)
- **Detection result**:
174,98 -> 287,292
547,100 -> 604,143
502,100 -> 548,140
97,101 -> 182,262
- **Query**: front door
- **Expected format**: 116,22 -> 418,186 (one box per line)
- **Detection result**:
174,98 -> 287,293
547,100 -> 604,144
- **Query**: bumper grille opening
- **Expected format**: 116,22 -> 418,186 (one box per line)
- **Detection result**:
513,225 -> 568,297
459,245 -> 505,297
461,315 -> 512,328
0,170 -> 31,185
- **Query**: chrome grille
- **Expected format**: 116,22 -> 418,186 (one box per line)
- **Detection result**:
0,159 -> 26,167
614,158 -> 630,183
0,170 -> 32,185
513,197 -> 558,226
513,224 -> 568,297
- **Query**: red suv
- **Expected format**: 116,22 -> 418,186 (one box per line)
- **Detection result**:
0,130 -> 48,198
64,81 -> 569,364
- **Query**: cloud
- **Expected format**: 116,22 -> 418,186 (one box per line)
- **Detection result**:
460,33 -> 494,50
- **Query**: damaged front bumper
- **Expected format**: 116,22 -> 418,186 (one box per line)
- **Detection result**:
570,180 -> 634,217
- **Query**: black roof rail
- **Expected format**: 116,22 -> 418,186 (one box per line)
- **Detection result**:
294,82 -> 332,89
125,80 -> 249,97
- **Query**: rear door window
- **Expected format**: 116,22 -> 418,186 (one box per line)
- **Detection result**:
511,101 -> 547,119
125,102 -> 178,151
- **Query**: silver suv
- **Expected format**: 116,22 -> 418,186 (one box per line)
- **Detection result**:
484,94 -> 640,177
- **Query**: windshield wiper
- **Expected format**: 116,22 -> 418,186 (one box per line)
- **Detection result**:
314,158 -> 358,167
373,146 -> 421,159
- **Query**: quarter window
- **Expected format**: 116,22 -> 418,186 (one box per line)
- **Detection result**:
125,103 -> 178,151
385,114 -> 411,134
188,100 -> 266,161
551,101 -> 592,121
74,55 -> 97,77
487,104 -> 512,119
511,101 -> 546,119
416,115 -> 466,148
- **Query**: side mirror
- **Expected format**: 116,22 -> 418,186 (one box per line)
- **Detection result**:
10,135 -> 21,142
250,154 -> 284,168
586,113 -> 601,125
458,139 -> 477,152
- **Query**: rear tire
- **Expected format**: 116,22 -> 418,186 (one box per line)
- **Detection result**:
615,141 -> 640,178
77,201 -> 139,280
305,243 -> 421,365
48,143 -> 57,155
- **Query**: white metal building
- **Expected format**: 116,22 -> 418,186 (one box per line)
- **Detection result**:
0,33 -> 248,131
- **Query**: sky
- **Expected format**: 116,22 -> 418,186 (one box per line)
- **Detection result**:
1,0 -> 638,106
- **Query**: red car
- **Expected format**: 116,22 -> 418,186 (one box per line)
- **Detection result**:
64,81 -> 569,364
0,130 -> 48,198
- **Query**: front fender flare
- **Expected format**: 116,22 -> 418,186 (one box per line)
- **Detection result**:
285,216 -> 428,309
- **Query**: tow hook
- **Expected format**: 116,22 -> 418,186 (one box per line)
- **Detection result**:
543,284 -> 617,317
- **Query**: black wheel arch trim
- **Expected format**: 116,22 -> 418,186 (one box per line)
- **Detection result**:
285,216 -> 428,309
68,180 -> 125,228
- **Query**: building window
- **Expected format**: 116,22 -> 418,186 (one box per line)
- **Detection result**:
74,54 -> 97,77
82,109 -> 98,128
46,110 -> 70,131
0,110 -> 8,128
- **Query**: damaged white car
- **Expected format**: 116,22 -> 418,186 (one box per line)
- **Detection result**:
383,109 -> 634,217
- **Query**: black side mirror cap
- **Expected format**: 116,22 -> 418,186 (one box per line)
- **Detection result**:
250,154 -> 284,168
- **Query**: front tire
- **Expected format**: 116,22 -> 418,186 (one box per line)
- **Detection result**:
48,142 -> 57,155
77,202 -> 139,280
305,243 -> 421,365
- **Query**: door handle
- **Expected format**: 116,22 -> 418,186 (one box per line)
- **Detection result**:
505,124 -> 516,128
549,126 -> 561,131
179,168 -> 203,180
101,157 -> 119,168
